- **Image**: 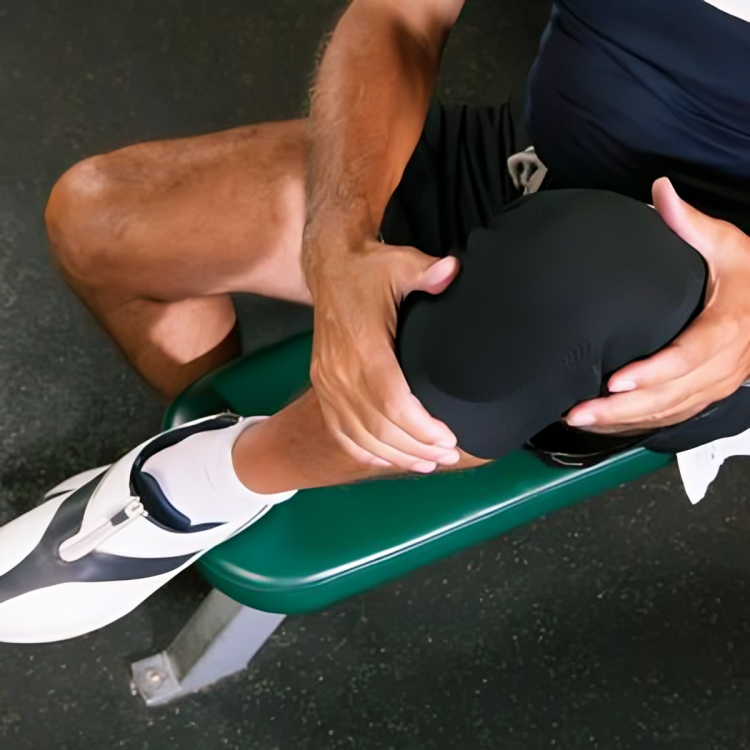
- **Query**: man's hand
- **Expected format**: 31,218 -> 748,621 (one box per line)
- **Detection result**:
300,0 -> 464,470
307,238 -> 461,473
566,177 -> 750,434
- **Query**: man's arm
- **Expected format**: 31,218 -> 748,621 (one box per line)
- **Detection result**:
304,0 -> 461,246
303,0 -> 465,473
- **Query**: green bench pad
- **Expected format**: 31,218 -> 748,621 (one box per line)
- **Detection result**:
165,332 -> 672,615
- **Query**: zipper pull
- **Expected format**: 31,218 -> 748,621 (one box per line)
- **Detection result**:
59,498 -> 147,563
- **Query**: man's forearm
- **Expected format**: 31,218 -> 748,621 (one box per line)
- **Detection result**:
303,0 -> 458,277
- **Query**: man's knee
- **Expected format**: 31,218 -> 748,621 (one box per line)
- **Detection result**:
396,190 -> 706,459
45,155 -> 118,284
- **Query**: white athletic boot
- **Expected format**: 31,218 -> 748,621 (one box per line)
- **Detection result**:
0,413 -> 295,643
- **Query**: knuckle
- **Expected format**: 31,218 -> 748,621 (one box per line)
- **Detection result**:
716,378 -> 741,402
364,416 -> 390,444
346,448 -> 372,469
364,454 -> 389,470
650,409 -> 677,425
309,360 -> 321,384
309,359 -> 330,390
319,408 -> 342,438
638,397 -> 679,425
381,394 -> 406,420
311,357 -> 348,392
716,316 -> 741,347
334,433 -> 365,462
349,448 -> 373,468
669,345 -> 697,373
339,437 -> 384,469
655,397 -> 700,424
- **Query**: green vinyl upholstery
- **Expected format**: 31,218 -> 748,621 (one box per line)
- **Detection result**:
164,332 -> 672,615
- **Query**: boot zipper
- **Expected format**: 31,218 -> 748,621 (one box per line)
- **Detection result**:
58,498 -> 147,563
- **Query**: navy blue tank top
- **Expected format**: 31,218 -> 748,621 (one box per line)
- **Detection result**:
527,0 -> 750,231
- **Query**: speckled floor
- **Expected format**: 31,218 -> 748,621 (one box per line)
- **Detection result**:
1,1 -> 750,748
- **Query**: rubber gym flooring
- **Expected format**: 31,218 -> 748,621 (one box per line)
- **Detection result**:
1,1 -> 750,748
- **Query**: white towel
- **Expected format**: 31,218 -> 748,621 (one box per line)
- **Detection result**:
677,424 -> 750,504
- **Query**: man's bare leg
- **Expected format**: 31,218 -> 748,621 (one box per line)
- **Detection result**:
45,120 -> 311,399
232,388 -> 488,495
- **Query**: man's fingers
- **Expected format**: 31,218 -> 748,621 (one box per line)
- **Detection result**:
359,404 -> 460,466
317,401 -> 404,470
415,255 -> 460,295
315,343 -> 459,471
652,177 -> 720,259
328,409 -> 442,474
348,419 -> 452,473
608,309 -> 736,392
567,383 -> 700,429
569,358 -> 740,429
394,250 -> 460,297
323,371 -> 460,469
571,344 -> 743,428
334,431 -> 393,469
365,349 -> 457,448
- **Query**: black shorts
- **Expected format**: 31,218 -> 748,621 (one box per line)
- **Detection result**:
381,100 -> 528,258
383,102 -> 750,459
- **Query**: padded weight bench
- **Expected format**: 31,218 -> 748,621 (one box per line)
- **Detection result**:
130,331 -> 672,706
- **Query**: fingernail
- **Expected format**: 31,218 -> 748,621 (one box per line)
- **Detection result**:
609,379 -> 637,393
413,460 -> 438,474
567,413 -> 595,427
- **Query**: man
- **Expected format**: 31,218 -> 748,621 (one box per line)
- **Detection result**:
43,0 -> 750,468
1,0 -> 749,641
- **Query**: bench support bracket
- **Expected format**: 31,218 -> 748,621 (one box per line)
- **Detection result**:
130,588 -> 286,707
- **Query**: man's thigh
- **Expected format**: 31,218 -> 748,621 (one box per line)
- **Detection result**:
63,100 -> 521,307
52,119 -> 311,305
